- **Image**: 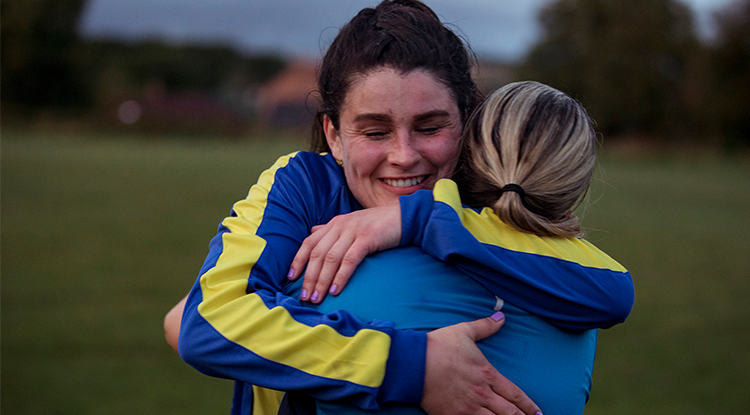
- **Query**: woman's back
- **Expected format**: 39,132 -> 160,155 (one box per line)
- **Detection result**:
286,246 -> 597,415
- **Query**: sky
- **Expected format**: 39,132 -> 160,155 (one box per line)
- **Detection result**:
78,0 -> 737,62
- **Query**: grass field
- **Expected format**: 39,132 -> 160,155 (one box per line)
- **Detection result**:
2,133 -> 749,414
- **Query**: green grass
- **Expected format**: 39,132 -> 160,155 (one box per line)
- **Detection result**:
2,134 -> 749,414
583,155 -> 750,414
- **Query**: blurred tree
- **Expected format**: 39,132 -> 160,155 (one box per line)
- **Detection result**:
707,0 -> 750,149
516,0 -> 699,137
82,41 -> 286,135
1,0 -> 91,109
0,0 -> 285,123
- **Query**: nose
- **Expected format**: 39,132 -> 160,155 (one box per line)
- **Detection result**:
388,130 -> 420,167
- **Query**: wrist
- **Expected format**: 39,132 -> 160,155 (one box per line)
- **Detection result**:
399,190 -> 434,246
377,329 -> 427,404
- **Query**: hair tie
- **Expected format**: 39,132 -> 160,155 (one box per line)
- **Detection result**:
499,184 -> 525,198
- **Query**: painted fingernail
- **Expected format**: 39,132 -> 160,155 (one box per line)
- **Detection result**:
287,268 -> 294,279
329,285 -> 338,295
311,291 -> 320,302
491,311 -> 505,321
301,289 -> 308,300
535,412 -> 543,415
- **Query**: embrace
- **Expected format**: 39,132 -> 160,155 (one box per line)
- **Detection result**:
164,1 -> 635,415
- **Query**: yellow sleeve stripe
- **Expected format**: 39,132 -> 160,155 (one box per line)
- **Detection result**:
432,179 -> 628,272
201,293 -> 390,387
198,152 -> 389,388
252,387 -> 284,415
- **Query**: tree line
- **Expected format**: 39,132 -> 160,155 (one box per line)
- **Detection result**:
1,0 -> 748,147
515,0 -> 749,149
1,0 -> 285,134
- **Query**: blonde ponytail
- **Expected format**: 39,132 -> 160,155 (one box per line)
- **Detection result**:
454,81 -> 597,238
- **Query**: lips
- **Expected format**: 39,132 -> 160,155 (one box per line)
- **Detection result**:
382,175 -> 428,188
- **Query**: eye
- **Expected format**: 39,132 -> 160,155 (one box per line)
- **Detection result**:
416,126 -> 440,135
416,124 -> 444,136
364,130 -> 389,138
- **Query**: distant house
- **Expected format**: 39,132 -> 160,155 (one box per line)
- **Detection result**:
256,59 -> 319,129
108,80 -> 247,135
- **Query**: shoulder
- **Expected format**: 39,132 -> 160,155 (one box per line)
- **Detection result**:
257,151 -> 358,221
461,208 -> 628,273
270,152 -> 344,185
429,179 -> 627,272
251,152 -> 345,196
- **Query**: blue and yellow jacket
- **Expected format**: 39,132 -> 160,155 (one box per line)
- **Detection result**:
178,152 -> 634,415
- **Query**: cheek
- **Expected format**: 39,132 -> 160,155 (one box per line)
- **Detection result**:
343,140 -> 385,170
426,136 -> 461,172
340,141 -> 380,183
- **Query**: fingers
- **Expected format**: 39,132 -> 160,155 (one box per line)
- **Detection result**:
490,384 -> 542,415
462,315 -> 541,415
289,220 -> 339,282
303,232 -> 354,303
460,312 -> 506,342
297,229 -> 344,301
486,372 -> 541,415
290,207 -> 402,303
422,314 -> 540,415
289,224 -> 342,284
481,393 -> 526,415
321,242 -> 370,296
308,233 -> 377,303
294,222 -> 367,303
288,233 -> 317,281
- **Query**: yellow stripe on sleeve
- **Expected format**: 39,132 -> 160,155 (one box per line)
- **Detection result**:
252,387 -> 284,415
432,179 -> 627,272
201,292 -> 390,387
198,152 -> 390,388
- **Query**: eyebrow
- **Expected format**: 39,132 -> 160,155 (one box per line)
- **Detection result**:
353,113 -> 392,123
352,110 -> 452,124
413,110 -> 451,123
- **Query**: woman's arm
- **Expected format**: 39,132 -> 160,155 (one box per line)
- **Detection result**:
164,294 -> 186,352
177,153 -> 541,414
400,179 -> 634,330
293,179 -> 633,331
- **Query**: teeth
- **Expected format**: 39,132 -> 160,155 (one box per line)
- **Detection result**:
383,176 -> 426,188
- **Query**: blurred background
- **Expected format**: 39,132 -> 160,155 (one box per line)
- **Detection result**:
2,0 -> 749,414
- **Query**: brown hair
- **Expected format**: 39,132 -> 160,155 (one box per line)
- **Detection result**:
310,0 -> 481,152
455,81 -> 598,237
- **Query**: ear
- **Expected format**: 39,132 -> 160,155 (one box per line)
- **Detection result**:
323,115 -> 343,161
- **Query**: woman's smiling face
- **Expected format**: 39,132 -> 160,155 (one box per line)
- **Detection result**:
324,66 -> 463,208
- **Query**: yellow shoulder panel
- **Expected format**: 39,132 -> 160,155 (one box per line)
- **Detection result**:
433,179 -> 627,272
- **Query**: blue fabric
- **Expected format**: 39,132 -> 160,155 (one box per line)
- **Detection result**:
286,246 -> 597,415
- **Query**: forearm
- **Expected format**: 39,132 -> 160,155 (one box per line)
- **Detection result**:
178,243 -> 426,408
400,179 -> 634,330
164,295 -> 187,352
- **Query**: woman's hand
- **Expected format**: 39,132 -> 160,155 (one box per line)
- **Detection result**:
288,204 -> 401,303
422,313 -> 542,415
